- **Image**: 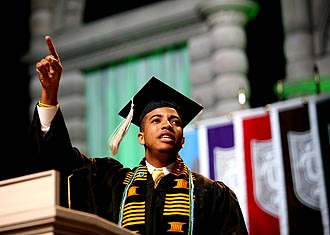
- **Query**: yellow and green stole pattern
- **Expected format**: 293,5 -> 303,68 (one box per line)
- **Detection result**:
118,156 -> 195,235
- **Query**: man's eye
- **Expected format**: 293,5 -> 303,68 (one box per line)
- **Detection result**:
151,118 -> 160,123
172,120 -> 182,126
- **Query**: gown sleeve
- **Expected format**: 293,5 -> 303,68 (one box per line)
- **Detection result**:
26,104 -> 91,208
26,103 -> 130,222
26,104 -> 86,173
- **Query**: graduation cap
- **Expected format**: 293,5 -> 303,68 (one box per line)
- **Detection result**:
109,76 -> 203,155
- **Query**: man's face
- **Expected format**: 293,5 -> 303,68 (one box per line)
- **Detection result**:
138,107 -> 185,156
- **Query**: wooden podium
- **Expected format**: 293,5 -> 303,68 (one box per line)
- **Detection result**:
0,170 -> 136,235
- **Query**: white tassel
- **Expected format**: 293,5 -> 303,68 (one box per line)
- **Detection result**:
108,100 -> 134,155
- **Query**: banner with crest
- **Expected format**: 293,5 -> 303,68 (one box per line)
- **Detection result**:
234,108 -> 281,235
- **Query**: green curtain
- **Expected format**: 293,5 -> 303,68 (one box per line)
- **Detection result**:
84,44 -> 191,168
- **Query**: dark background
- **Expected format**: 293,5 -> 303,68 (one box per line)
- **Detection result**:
2,0 -> 284,180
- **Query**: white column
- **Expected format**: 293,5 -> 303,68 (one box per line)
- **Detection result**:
195,0 -> 259,116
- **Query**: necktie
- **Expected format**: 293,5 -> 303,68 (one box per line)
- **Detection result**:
152,169 -> 164,188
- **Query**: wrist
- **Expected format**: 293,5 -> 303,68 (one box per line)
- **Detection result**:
38,101 -> 58,108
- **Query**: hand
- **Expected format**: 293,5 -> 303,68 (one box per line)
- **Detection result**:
36,35 -> 63,105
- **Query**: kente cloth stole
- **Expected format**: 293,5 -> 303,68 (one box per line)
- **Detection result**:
118,156 -> 195,235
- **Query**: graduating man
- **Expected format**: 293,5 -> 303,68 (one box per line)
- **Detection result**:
27,35 -> 249,235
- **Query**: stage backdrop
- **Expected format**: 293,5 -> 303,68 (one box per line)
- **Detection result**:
179,94 -> 330,235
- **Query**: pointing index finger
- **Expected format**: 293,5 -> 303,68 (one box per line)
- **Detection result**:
45,35 -> 61,62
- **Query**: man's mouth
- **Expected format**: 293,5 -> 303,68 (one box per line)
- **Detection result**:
159,134 -> 174,140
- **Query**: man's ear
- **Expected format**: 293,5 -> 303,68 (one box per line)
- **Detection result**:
138,132 -> 145,145
181,136 -> 185,148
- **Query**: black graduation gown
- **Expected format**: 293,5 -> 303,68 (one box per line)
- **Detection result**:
26,105 -> 249,235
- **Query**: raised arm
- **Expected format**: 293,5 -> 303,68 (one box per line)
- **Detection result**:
35,35 -> 63,106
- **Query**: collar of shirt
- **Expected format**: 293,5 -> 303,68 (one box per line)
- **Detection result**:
145,160 -> 174,176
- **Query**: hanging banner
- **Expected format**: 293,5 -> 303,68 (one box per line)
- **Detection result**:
270,97 -> 324,235
308,94 -> 330,235
198,116 -> 248,223
233,108 -> 281,235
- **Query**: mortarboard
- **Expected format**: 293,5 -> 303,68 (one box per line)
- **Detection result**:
109,76 -> 203,155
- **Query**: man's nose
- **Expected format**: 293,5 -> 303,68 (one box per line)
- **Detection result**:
162,120 -> 173,129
